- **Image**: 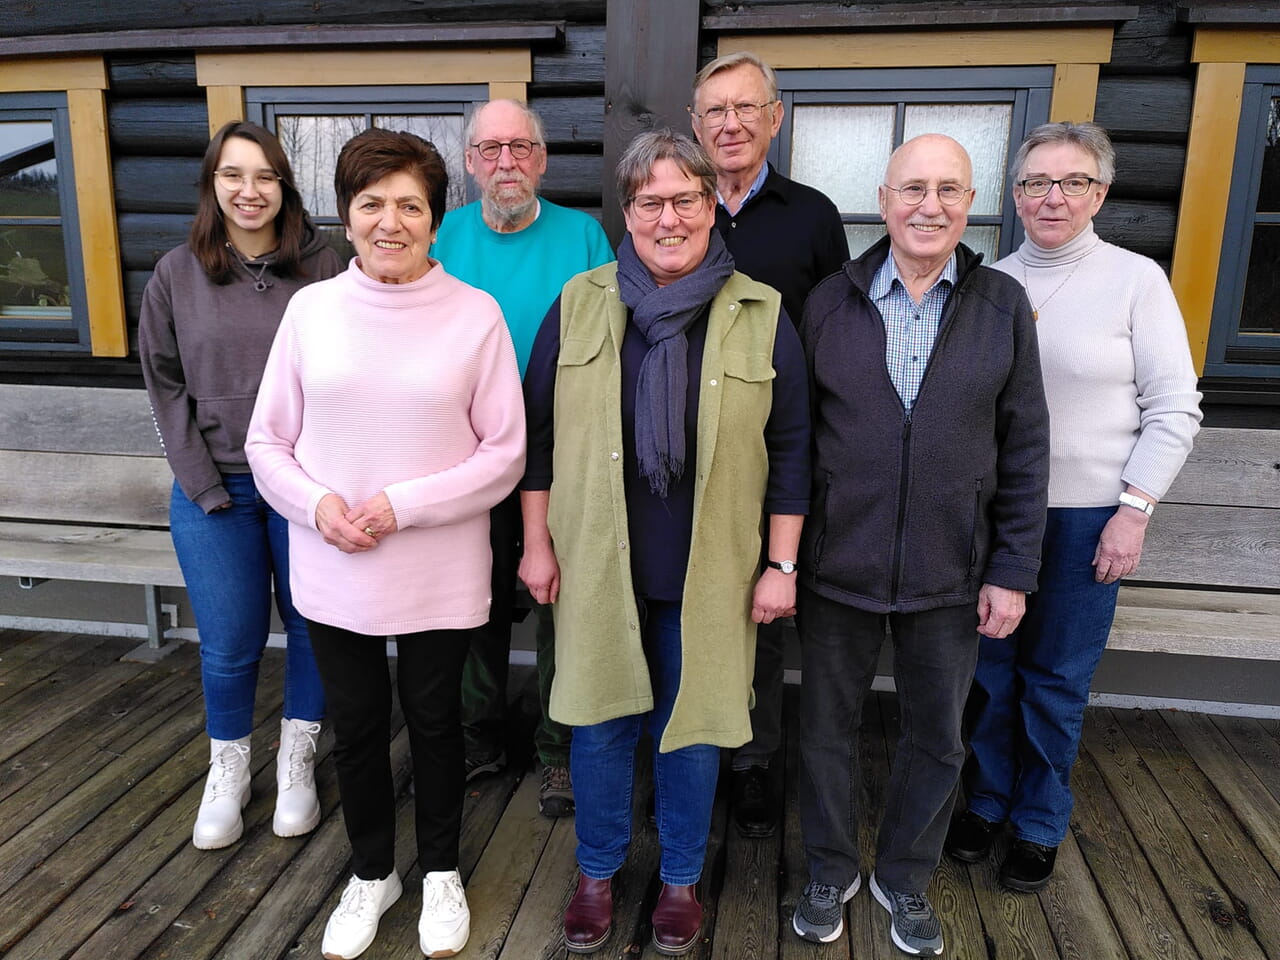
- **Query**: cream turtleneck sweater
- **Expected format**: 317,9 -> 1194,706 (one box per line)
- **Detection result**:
993,224 -> 1201,508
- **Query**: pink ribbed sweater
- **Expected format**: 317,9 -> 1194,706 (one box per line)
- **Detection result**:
246,259 -> 526,635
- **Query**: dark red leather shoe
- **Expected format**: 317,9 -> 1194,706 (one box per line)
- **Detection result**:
651,883 -> 702,956
564,873 -> 614,954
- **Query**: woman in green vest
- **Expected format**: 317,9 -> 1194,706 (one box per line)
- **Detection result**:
519,130 -> 810,957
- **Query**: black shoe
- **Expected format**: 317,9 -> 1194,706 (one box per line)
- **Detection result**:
731,766 -> 778,838
944,809 -> 1000,863
999,839 -> 1057,892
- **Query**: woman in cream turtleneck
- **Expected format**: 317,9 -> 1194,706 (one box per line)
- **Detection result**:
944,122 -> 1202,892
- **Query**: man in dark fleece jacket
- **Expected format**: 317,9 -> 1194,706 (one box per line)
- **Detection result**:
790,134 -> 1049,958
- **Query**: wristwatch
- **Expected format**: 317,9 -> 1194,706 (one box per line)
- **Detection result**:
767,559 -> 798,574
1117,492 -> 1154,516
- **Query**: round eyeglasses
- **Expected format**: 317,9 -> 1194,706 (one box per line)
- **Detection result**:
628,192 -> 708,222
471,139 -> 540,161
690,101 -> 775,128
215,169 -> 281,191
882,183 -> 972,206
1016,176 -> 1102,198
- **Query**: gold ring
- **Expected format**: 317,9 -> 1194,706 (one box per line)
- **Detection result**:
364,527 -> 376,537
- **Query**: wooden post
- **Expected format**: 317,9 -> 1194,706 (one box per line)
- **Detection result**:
602,0 -> 701,245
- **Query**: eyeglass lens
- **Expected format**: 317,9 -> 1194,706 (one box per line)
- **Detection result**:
474,139 -> 536,160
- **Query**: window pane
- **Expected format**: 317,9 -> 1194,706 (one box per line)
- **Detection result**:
0,224 -> 71,321
961,225 -> 999,263
316,224 -> 355,265
845,223 -> 885,257
792,105 -> 894,213
0,120 -> 59,215
1256,97 -> 1280,213
276,115 -> 365,218
1239,224 -> 1280,335
903,104 -> 1011,217
373,114 -> 466,211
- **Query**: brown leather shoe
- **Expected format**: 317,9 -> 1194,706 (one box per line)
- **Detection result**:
564,873 -> 614,954
651,883 -> 702,956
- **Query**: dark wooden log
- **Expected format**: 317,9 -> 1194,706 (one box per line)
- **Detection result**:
532,23 -> 605,87
532,95 -> 604,146
1094,198 -> 1176,260
700,1 -> 1139,31
1107,5 -> 1193,76
108,100 -> 209,157
539,153 -> 604,206
124,270 -> 152,323
1179,3 -> 1280,26
106,56 -> 200,94
603,0 -> 701,244
0,3 -> 601,38
113,157 -> 201,216
1110,141 -> 1185,201
1095,76 -> 1193,142
118,213 -> 194,271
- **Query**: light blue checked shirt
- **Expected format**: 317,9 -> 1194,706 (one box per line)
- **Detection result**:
870,251 -> 958,412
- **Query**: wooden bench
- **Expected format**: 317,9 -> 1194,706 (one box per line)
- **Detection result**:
0,383 -> 181,656
1108,426 -> 1280,660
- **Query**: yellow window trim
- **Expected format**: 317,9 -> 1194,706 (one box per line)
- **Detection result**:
1171,29 -> 1280,375
195,49 -> 532,136
0,56 -> 126,357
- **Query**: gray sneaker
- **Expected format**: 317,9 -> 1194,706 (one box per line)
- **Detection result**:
791,876 -> 861,943
869,872 -> 943,956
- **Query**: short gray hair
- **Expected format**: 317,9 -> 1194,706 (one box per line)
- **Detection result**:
616,130 -> 717,207
463,99 -> 546,149
692,51 -> 779,104
1012,121 -> 1115,185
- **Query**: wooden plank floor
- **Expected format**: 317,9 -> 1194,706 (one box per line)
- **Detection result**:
1,628 -> 1276,960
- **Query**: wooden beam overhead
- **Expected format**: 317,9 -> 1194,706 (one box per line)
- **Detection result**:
0,56 -> 106,92
196,48 -> 531,87
1192,29 -> 1280,63
703,4 -> 1138,32
1178,4 -> 1280,26
0,22 -> 564,60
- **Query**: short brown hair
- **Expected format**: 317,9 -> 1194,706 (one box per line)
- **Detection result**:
616,130 -> 716,208
334,128 -> 448,229
190,121 -> 311,284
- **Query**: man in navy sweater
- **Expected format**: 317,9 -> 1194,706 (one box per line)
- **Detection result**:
690,50 -> 848,839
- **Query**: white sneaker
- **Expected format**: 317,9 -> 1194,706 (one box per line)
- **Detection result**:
274,718 -> 321,837
419,869 -> 470,957
321,873 -> 403,960
192,737 -> 251,849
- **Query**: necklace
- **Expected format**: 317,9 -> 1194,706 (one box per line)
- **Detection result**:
1021,254 -> 1086,322
227,242 -> 273,292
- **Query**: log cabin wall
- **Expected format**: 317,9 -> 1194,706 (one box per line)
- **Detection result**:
0,0 -> 607,385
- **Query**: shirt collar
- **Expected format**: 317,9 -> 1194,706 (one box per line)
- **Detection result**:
716,162 -> 771,210
870,248 -> 958,301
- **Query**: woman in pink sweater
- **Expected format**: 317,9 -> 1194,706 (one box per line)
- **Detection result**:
246,129 -> 525,960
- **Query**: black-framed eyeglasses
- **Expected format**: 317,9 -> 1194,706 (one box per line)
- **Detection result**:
628,192 -> 709,222
470,139 -> 540,161
1016,176 -> 1102,198
689,101 -> 776,128
882,183 -> 972,206
214,168 -> 281,190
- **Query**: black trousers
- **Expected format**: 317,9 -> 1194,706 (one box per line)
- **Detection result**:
308,619 -> 471,880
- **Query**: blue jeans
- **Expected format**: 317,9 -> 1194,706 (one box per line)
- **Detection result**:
964,506 -> 1121,847
797,587 -> 979,892
169,474 -> 323,739
571,601 -> 721,886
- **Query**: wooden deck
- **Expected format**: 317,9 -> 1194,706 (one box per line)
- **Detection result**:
1,628 -> 1277,960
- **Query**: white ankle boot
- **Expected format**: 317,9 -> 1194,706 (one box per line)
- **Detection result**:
192,736 -> 251,849
274,717 -> 321,837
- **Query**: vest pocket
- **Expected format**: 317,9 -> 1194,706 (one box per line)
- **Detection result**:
558,332 -> 606,367
721,350 -> 776,383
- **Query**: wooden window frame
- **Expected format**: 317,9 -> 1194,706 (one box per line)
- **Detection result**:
195,48 -> 532,137
0,56 -> 126,357
1171,29 -> 1280,376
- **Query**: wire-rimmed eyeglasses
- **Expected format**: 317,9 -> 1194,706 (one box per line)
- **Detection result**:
627,192 -> 709,222
214,169 -> 281,190
689,101 -> 776,128
882,183 -> 973,206
470,139 -> 540,161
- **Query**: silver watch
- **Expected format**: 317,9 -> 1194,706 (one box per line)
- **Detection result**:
767,559 -> 798,574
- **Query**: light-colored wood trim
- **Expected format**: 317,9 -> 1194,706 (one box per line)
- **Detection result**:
0,57 -> 107,92
205,85 -> 245,137
487,81 -> 528,103
66,88 -> 126,358
196,48 -> 531,87
717,27 -> 1114,68
1050,62 -> 1100,122
1170,61 -> 1246,374
1192,29 -> 1280,64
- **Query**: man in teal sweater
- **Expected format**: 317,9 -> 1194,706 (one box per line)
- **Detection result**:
432,98 -> 613,818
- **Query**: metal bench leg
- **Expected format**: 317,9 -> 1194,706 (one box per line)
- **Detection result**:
122,584 -> 181,662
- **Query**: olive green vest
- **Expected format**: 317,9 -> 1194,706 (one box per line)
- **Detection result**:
547,262 -> 781,752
